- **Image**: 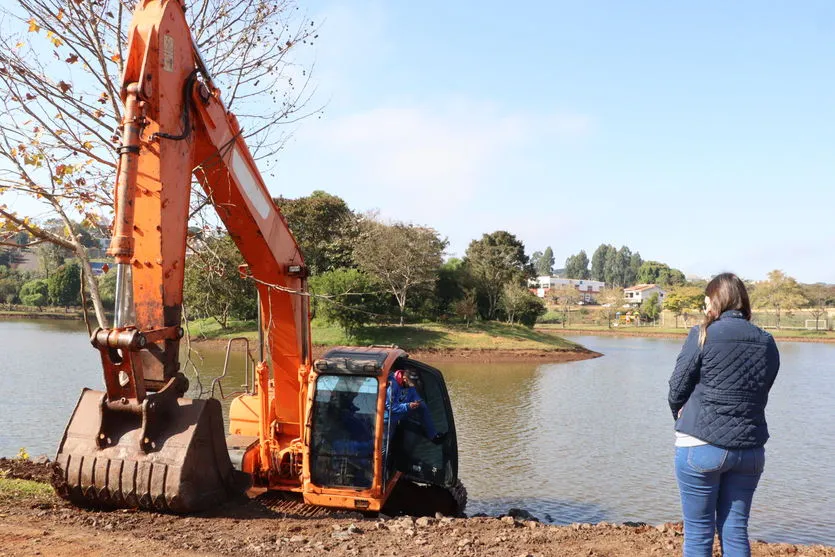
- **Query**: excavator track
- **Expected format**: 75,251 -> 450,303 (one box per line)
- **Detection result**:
254,491 -> 337,518
382,478 -> 468,517
253,479 -> 467,519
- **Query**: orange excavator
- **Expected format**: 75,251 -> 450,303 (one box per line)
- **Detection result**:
53,0 -> 464,516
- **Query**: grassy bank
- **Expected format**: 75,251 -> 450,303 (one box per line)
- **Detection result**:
536,323 -> 835,342
185,318 -> 584,352
0,477 -> 53,504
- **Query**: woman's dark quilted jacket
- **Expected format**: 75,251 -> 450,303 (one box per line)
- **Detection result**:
669,310 -> 780,448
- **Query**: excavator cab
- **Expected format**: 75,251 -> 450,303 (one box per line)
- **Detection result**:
387,359 -> 458,488
303,348 -> 463,515
309,374 -> 379,489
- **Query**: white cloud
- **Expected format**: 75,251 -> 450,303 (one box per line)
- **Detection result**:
303,100 -> 592,219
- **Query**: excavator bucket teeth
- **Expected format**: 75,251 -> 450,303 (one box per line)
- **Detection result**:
53,388 -> 249,513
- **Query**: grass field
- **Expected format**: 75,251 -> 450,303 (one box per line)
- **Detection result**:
186,317 -> 583,351
0,477 -> 53,503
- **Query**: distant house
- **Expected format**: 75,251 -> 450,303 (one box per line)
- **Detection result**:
624,284 -> 666,306
530,276 -> 606,303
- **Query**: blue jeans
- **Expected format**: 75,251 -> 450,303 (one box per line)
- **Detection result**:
675,445 -> 765,557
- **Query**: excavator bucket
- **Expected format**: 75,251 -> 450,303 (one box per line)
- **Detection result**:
53,388 -> 248,513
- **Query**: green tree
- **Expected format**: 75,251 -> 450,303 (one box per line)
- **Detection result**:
750,270 -> 807,330
590,244 -> 614,282
802,283 -> 835,331
604,247 -> 625,287
183,235 -> 257,329
531,246 -> 555,276
97,268 -> 117,311
433,258 -> 467,318
501,283 -> 545,326
353,220 -> 446,326
564,250 -> 590,279
452,290 -> 479,328
48,261 -> 81,308
547,284 -> 581,328
464,231 -> 530,320
597,287 -> 624,329
0,265 -> 24,305
640,292 -> 662,323
274,191 -> 359,275
309,268 -> 385,338
616,246 -> 633,286
663,285 -> 704,328
19,278 -> 48,307
627,252 -> 643,286
36,243 -> 65,279
636,261 -> 686,288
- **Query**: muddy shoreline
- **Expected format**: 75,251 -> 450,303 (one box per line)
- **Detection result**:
1,459 -> 832,556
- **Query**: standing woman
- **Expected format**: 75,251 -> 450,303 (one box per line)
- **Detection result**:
669,273 -> 780,557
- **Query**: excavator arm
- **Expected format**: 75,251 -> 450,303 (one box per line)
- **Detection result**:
54,0 -> 311,512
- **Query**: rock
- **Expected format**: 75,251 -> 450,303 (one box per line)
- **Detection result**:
656,524 -> 669,533
623,521 -> 646,528
501,516 -> 516,525
331,531 -> 350,540
378,513 -> 392,520
525,520 -> 539,529
289,535 -> 307,544
458,538 -> 472,548
507,508 -> 537,521
415,538 -> 427,546
415,516 -> 435,527
544,513 -> 554,522
435,512 -> 445,519
33,455 -> 50,465
346,524 -> 361,534
404,528 -> 415,537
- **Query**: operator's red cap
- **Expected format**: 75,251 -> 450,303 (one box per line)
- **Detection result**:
393,369 -> 406,386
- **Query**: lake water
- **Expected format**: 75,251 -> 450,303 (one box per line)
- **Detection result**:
0,320 -> 832,546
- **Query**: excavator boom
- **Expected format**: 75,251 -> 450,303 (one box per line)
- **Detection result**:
54,0 -> 309,512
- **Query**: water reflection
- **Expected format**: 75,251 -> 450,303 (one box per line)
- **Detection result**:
1,321 -> 833,546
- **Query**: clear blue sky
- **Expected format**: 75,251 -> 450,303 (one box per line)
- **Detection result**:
274,1 -> 835,283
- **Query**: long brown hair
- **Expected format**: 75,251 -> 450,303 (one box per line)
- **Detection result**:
699,273 -> 752,347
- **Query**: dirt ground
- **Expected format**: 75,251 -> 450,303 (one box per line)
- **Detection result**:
1,460 -> 832,557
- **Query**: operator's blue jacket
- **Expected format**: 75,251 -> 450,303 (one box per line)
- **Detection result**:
669,310 -> 780,449
385,374 -> 421,430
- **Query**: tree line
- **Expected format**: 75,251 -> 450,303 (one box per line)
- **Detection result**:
180,191 -> 546,336
2,195 -> 833,335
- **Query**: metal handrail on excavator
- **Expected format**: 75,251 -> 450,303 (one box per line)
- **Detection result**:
210,337 -> 256,400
